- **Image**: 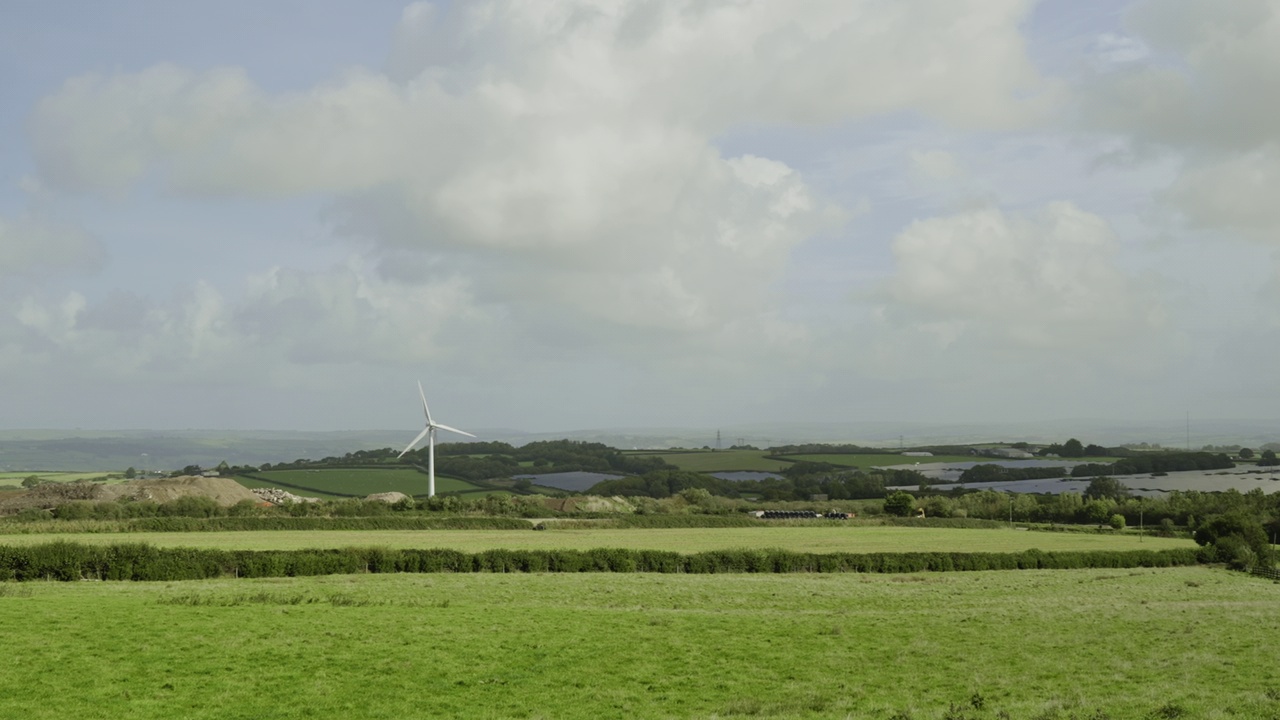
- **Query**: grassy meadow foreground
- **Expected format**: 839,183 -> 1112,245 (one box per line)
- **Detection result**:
1,567 -> 1276,719
0,524 -> 1193,554
3,438 -> 1277,718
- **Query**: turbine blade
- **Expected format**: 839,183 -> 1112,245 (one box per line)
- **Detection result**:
433,422 -> 476,438
418,381 -> 433,425
398,426 -> 432,458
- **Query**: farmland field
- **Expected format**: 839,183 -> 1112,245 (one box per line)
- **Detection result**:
0,526 -> 1194,553
639,449 -> 792,472
785,453 -> 980,468
1,567 -> 1275,719
234,468 -> 493,499
0,471 -> 115,487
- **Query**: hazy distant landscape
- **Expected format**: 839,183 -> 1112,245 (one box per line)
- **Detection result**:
6,417 -> 1280,471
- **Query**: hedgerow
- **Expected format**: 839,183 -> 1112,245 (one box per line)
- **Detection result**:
0,543 -> 1202,582
0,516 -> 531,534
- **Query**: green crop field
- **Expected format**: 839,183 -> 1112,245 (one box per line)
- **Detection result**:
0,526 -> 1194,553
0,471 -> 116,487
642,449 -> 792,472
784,453 -> 980,468
1,567 -> 1275,719
235,468 -> 492,499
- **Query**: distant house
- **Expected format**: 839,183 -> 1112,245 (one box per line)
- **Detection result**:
902,451 -> 933,457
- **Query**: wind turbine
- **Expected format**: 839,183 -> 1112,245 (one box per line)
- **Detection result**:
398,381 -> 475,497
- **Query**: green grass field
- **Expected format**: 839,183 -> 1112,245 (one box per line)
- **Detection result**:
1,567 -> 1275,719
0,471 -> 115,487
0,526 -> 1194,553
235,468 -> 490,499
642,449 -> 792,472
785,453 -> 980,468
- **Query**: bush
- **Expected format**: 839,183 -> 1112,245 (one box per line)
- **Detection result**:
884,491 -> 916,517
1213,535 -> 1256,570
94,502 -> 126,521
158,495 -> 222,518
227,499 -> 260,517
53,502 -> 95,521
1193,512 -> 1274,567
1109,514 -> 1126,530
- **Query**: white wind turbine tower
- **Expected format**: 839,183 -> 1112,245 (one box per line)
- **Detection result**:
397,381 -> 475,497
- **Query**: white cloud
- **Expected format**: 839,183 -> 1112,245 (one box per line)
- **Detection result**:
1075,0 -> 1280,245
1091,33 -> 1149,66
31,0 -> 1048,348
881,201 -> 1164,349
0,211 -> 104,278
1164,143 -> 1280,237
1085,0 -> 1280,152
908,150 -> 963,182
15,292 -> 86,342
3,261 -> 485,384
26,0 -> 1208,429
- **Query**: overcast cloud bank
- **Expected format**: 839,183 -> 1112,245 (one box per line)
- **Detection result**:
2,0 -> 1279,433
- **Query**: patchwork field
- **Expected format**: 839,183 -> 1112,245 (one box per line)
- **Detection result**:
637,449 -> 792,472
1,567 -> 1275,719
234,468 -> 493,499
785,453 -> 980,468
0,471 -> 115,487
0,526 -> 1194,553
641,450 -> 987,473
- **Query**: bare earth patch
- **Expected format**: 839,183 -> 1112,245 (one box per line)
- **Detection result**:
0,476 -> 258,512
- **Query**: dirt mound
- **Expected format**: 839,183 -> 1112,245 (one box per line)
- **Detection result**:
365,492 -> 411,504
102,476 -> 259,506
0,476 -> 259,513
542,495 -> 636,514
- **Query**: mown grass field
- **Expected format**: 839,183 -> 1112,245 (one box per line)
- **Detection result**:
0,526 -> 1194,553
0,471 -> 114,487
1,567 -> 1276,719
234,468 -> 492,499
637,449 -> 792,472
785,453 -> 979,468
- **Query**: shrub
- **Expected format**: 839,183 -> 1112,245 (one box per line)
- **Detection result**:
884,491 -> 916,517
94,502 -> 126,521
226,499 -> 260,517
53,502 -> 95,521
1193,512 -> 1274,568
13,508 -> 53,522
1109,514 -> 1126,530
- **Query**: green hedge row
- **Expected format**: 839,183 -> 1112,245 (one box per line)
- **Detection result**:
0,543 -> 1203,582
0,516 -> 532,534
126,516 -> 532,532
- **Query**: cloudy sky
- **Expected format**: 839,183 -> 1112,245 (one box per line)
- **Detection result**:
2,0 -> 1278,434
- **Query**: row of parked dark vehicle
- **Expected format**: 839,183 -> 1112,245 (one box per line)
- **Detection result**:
759,510 -> 853,519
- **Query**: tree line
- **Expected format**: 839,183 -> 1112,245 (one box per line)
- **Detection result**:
244,439 -> 673,482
